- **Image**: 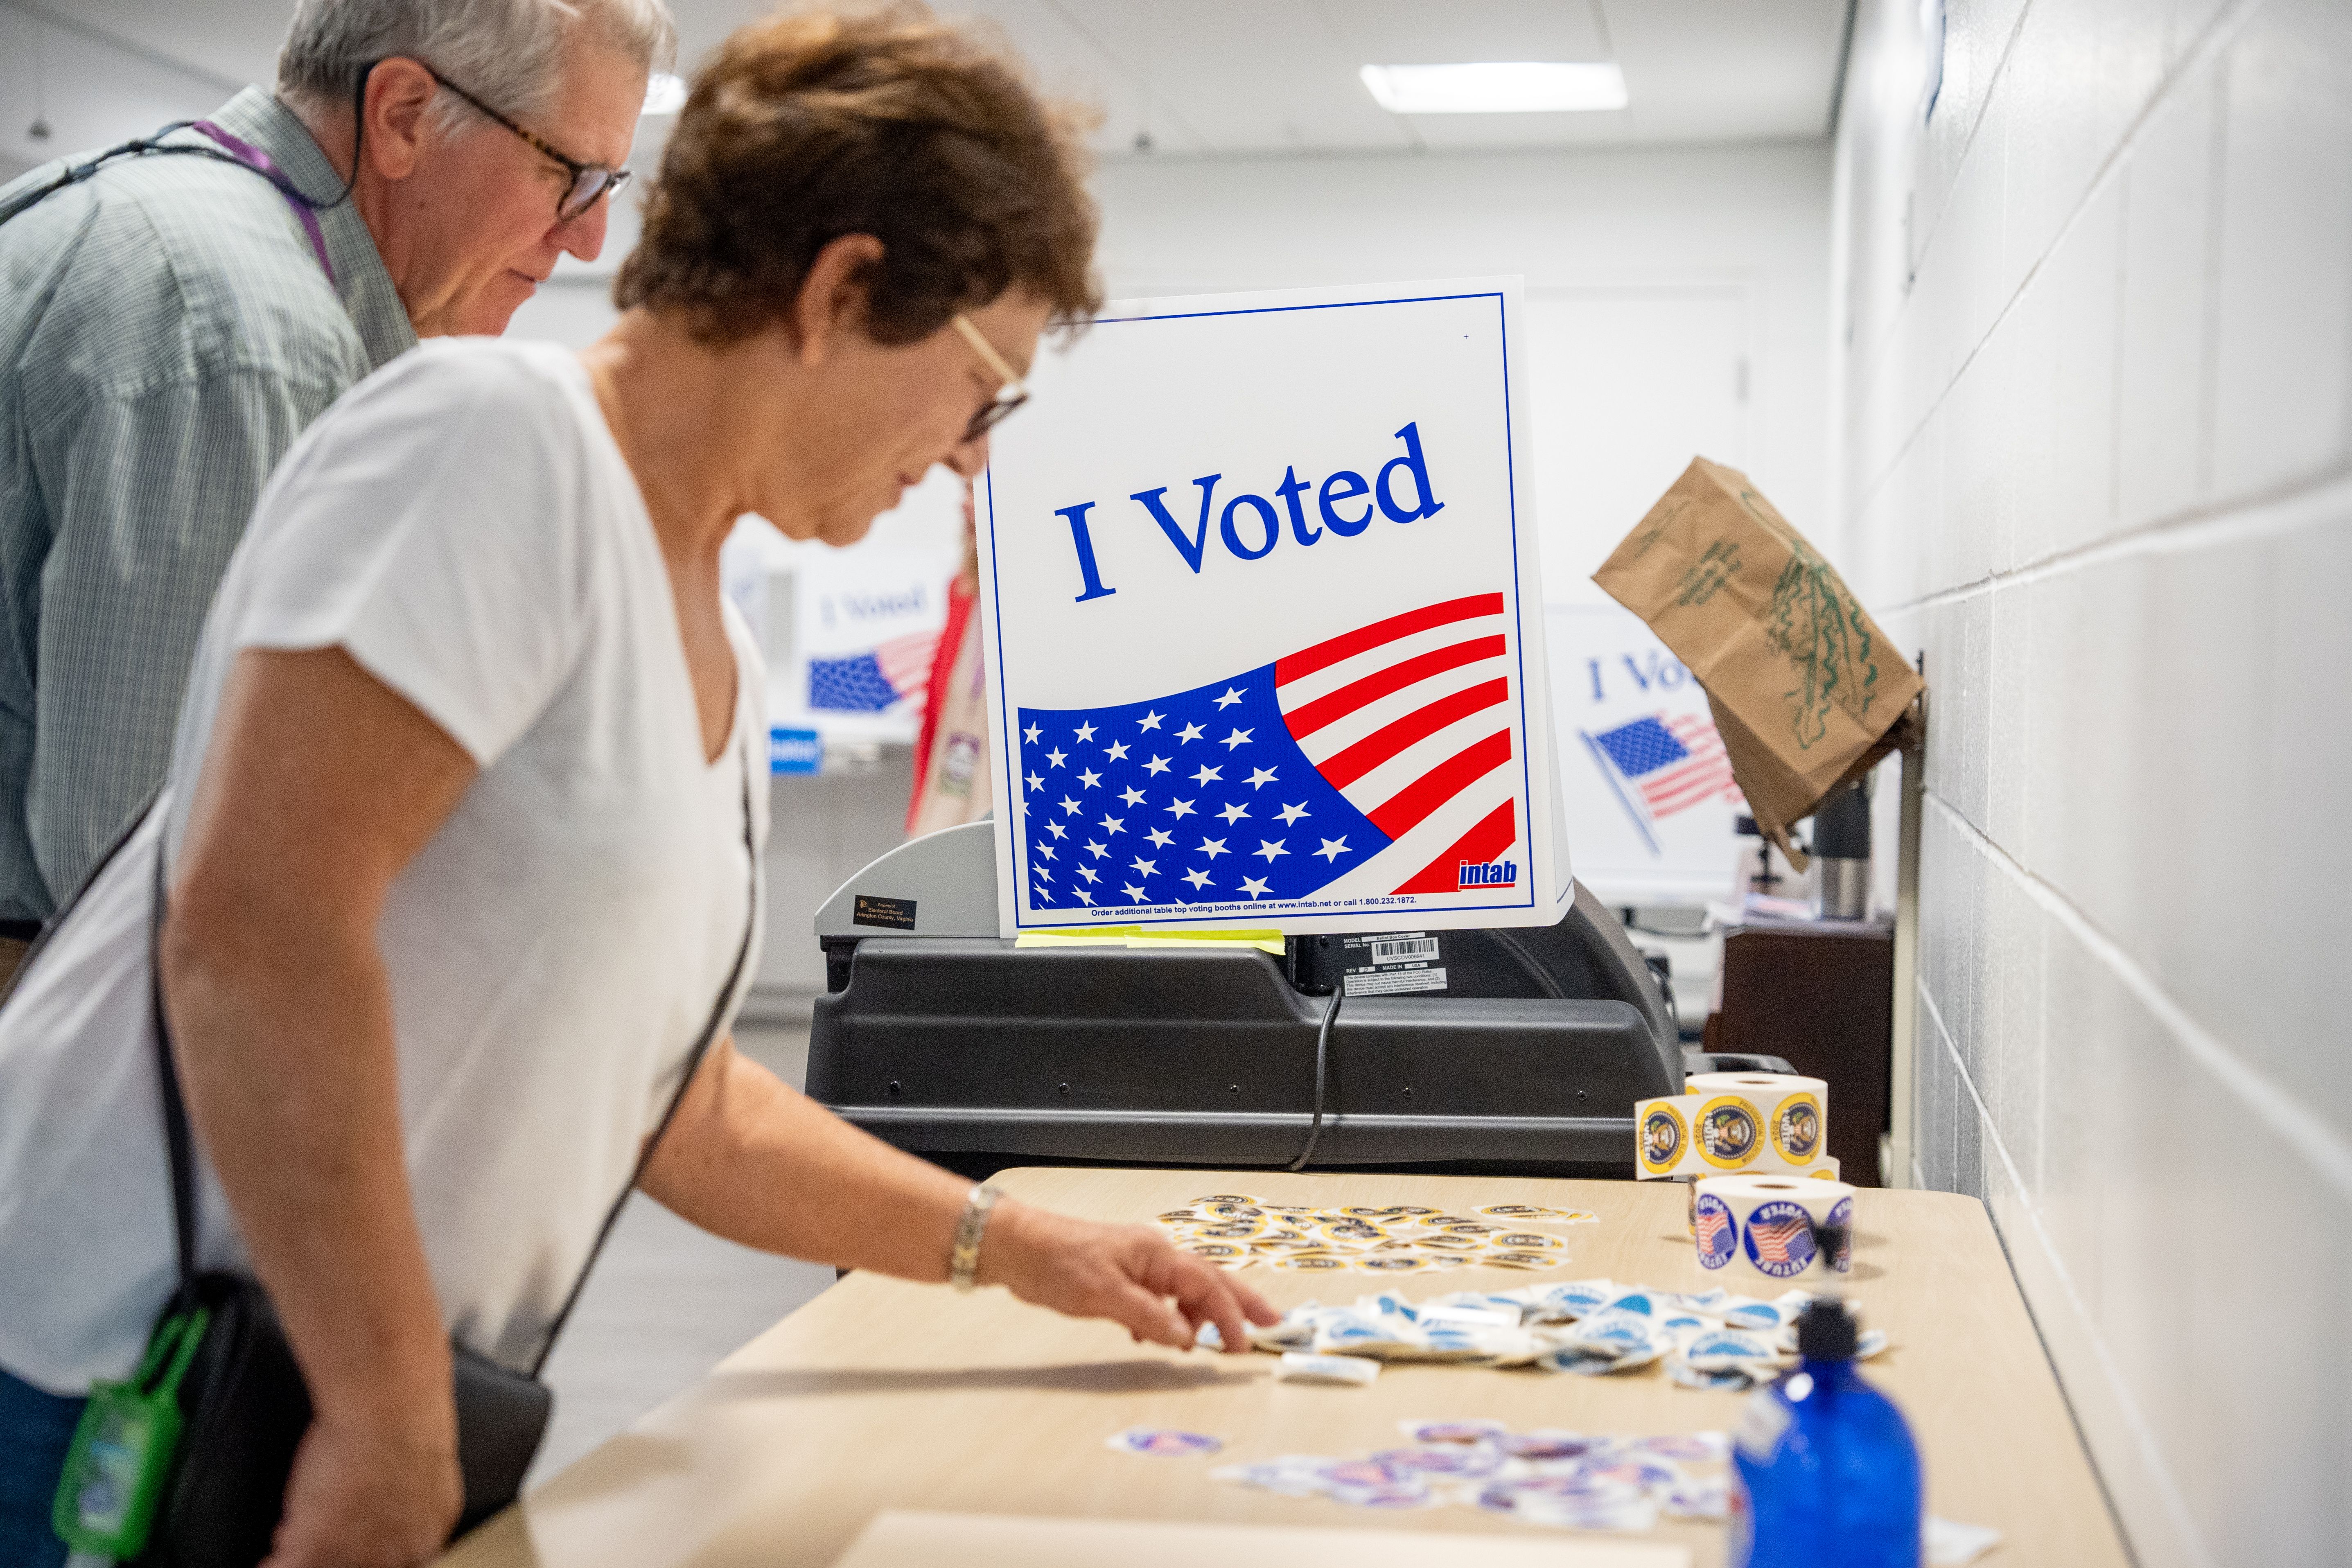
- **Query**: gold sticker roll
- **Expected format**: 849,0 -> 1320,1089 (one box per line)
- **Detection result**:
1688,1072 -> 1831,1172
1636,1095 -> 1695,1178
1696,1094 -> 1765,1171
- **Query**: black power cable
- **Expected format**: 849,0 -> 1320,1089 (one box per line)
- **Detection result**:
1489,927 -> 1566,999
1287,986 -> 1342,1171
0,65 -> 372,231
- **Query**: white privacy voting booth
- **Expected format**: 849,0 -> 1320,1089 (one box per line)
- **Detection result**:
977,279 -> 1569,936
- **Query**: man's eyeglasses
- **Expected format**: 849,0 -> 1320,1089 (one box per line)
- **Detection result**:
951,314 -> 1029,444
422,66 -> 630,222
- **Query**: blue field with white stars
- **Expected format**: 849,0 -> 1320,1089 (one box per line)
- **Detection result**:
1016,666 -> 1390,908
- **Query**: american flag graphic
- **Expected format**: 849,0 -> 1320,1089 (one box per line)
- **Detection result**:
1693,1196 -> 1734,1266
1015,593 -> 1522,909
1741,1201 -> 1817,1278
1580,711 -> 1741,853
808,628 -> 940,714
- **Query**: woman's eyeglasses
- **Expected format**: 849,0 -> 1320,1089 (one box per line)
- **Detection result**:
951,314 -> 1029,444
422,66 -> 631,222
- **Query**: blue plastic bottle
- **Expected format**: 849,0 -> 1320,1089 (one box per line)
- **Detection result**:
1730,1299 -> 1921,1568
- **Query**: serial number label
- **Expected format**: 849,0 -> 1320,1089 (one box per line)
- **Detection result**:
1345,966 -> 1449,997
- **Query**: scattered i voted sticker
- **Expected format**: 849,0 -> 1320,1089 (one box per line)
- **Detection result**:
1398,1417 -> 1506,1445
1668,1360 -> 1765,1392
1539,1279 -> 1618,1318
1372,1444 -> 1506,1479
1357,1254 -> 1432,1273
1720,1296 -> 1794,1332
1664,1475 -> 1731,1520
1107,1427 -> 1223,1458
1679,1329 -> 1783,1370
1497,1429 -> 1603,1460
1214,1419 -> 1735,1533
1274,1351 -> 1381,1385
1183,1241 -> 1251,1268
1624,1431 -> 1729,1463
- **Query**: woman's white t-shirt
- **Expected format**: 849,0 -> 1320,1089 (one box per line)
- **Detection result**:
0,338 -> 767,1391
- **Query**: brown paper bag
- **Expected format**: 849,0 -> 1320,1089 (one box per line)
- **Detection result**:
1593,457 -> 1923,867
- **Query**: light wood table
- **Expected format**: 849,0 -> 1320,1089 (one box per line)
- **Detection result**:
831,1509 -> 1689,1567
439,1169 -> 2128,1568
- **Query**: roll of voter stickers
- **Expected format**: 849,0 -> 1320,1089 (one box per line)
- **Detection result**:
1636,1094 -> 1698,1178
1686,1072 -> 1829,1172
1637,1088 -> 1777,1178
1693,1174 -> 1855,1284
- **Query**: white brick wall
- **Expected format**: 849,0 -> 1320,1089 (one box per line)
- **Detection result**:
1834,1 -> 2351,1561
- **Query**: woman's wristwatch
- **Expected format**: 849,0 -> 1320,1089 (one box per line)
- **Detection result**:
949,1182 -> 1003,1292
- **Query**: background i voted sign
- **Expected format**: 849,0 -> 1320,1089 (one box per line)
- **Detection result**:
977,278 -> 1570,936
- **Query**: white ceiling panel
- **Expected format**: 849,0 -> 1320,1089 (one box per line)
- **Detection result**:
11,0 -> 282,93
1599,0 -> 1852,139
1107,1 -> 1411,155
964,0 -> 1218,155
1314,0 -> 1609,65
5,0 -> 1851,158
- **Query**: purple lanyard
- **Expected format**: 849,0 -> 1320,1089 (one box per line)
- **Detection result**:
190,119 -> 336,288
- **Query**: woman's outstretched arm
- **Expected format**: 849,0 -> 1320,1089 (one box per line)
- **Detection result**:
641,1043 -> 1279,1356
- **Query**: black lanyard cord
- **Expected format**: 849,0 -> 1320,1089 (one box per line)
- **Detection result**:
0,65 -> 372,232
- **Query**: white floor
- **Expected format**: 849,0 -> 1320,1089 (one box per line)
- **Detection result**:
528,1017 -> 837,1484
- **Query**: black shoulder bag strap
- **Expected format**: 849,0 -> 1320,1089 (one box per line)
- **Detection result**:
528,761 -> 760,1371
138,755 -> 759,1561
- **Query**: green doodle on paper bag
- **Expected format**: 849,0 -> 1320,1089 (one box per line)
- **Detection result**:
1764,534 -> 1881,751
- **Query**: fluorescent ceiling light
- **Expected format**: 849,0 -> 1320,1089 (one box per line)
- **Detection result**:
642,72 -> 688,116
1359,61 -> 1627,115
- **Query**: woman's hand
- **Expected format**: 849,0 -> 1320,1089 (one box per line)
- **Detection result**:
262,1398 -> 464,1568
975,1200 -> 1280,1354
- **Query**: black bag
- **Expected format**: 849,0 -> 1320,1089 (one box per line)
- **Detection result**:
132,770 -> 756,1566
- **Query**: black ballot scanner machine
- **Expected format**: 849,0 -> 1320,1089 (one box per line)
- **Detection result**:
804,820 -> 1790,1180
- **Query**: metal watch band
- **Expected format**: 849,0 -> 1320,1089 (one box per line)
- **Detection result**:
949,1183 -> 1002,1292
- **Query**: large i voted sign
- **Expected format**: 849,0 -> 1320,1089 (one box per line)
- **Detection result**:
977,278 -> 1570,935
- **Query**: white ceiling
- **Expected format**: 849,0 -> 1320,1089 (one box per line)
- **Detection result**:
8,0 -> 1850,158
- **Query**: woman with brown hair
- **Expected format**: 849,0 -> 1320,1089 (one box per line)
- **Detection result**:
0,11 -> 1273,1566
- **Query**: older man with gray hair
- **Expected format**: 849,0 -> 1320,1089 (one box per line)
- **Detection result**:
0,0 -> 672,991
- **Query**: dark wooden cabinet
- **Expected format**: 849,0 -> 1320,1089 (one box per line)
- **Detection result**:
1704,922 -> 1893,1187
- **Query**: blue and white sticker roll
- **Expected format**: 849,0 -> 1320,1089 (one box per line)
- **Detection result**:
1693,1174 -> 1855,1284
